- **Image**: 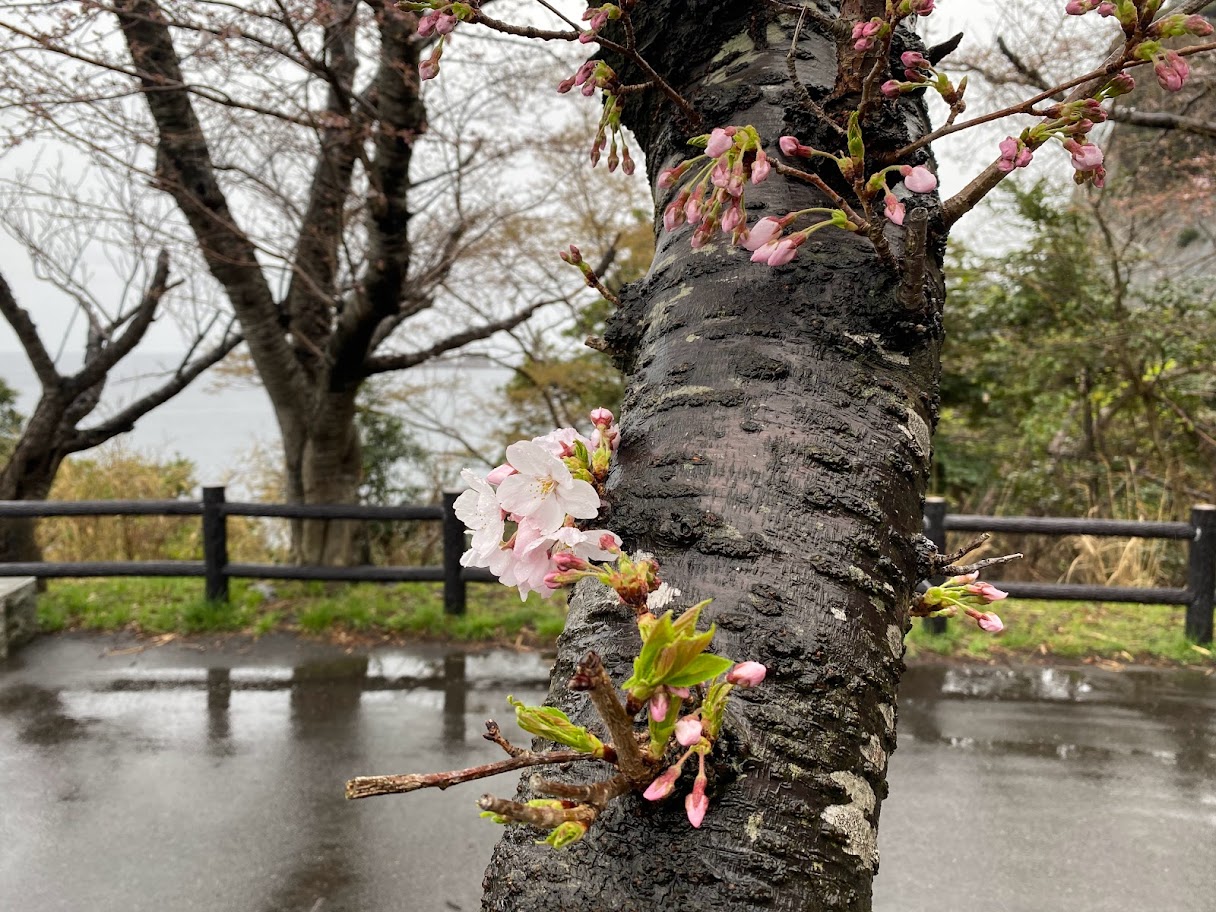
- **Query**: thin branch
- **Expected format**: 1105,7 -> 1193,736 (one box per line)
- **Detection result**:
570,651 -> 651,786
774,162 -> 865,225
939,552 -> 1024,578
344,749 -> 596,800
0,270 -> 61,388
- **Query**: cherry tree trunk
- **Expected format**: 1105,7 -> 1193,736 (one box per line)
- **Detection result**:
482,4 -> 943,911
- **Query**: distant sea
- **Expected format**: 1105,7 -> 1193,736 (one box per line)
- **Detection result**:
1,351 -> 513,497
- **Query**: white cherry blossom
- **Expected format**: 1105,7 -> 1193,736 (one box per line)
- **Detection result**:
494,440 -> 599,535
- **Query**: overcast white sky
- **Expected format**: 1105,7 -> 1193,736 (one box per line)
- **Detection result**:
0,4 -> 1037,364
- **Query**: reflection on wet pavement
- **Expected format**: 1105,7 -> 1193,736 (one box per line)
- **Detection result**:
1,634 -> 1213,912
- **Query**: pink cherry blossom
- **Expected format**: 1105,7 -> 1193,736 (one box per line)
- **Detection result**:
727,661 -> 767,687
675,718 -> 704,747
901,165 -> 937,193
743,217 -> 784,251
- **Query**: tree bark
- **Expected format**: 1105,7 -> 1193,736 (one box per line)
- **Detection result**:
482,5 -> 942,911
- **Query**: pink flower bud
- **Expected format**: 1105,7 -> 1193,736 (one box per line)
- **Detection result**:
1154,50 -> 1189,92
750,150 -> 770,184
1063,139 -> 1103,171
643,764 -> 681,801
553,551 -> 590,573
649,691 -> 669,722
743,216 -> 784,252
705,128 -> 733,158
900,164 -> 937,193
485,463 -> 517,486
1185,14 -> 1214,37
434,12 -> 457,34
778,135 -> 807,157
419,56 -> 440,81
901,50 -> 930,70
675,718 -> 703,747
417,12 -> 437,37
590,407 -> 614,428
884,193 -> 906,226
598,533 -> 620,553
765,237 -> 800,266
947,572 -> 979,586
881,80 -> 904,98
721,203 -> 744,233
685,755 -> 709,827
965,581 -> 1008,603
977,612 -> 1004,633
727,661 -> 767,687
911,0 -> 934,13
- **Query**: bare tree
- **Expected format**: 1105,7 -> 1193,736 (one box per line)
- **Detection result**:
0,0 -> 603,563
0,251 -> 240,564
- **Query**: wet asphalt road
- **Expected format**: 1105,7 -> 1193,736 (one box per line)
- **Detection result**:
1,633 -> 1213,912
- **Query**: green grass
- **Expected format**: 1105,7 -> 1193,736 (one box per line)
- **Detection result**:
37,577 -> 567,645
36,581 -> 1216,665
905,599 -> 1214,665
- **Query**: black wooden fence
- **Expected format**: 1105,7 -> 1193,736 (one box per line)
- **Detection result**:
0,486 -> 492,615
922,497 -> 1215,643
0,491 -> 1212,641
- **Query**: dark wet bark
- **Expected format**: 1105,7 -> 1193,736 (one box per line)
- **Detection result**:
482,4 -> 943,911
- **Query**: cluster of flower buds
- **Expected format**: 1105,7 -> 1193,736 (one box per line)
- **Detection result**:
852,0 -> 935,52
880,50 -> 967,114
559,62 -> 635,174
1001,95 -> 1115,187
659,125 -> 770,248
403,1 -> 473,80
625,602 -> 768,829
913,572 -> 1007,633
579,3 -> 621,43
454,410 -> 622,600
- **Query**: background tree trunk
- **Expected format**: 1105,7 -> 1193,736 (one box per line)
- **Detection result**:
482,4 -> 943,910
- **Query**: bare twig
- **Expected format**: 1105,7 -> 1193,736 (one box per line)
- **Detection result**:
483,719 -> 525,757
345,749 -> 596,800
773,162 -> 865,225
935,533 -> 989,568
939,553 -> 1024,578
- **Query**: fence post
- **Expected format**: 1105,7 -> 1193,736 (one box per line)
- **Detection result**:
442,491 -> 466,616
202,486 -> 229,603
924,497 -> 948,636
1186,504 -> 1215,644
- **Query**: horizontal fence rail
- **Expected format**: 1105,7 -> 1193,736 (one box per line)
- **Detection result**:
0,487 -> 477,615
1,491 -> 1213,641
